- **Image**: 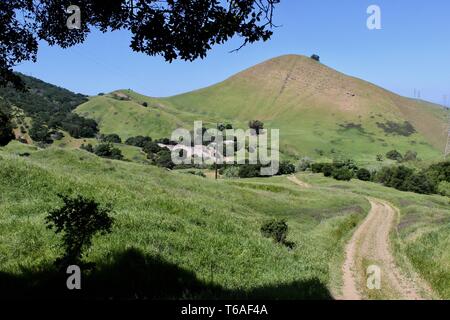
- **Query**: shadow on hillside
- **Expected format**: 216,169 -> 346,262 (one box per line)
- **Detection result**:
0,248 -> 333,300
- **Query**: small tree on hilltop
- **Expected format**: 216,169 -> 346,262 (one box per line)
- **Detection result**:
249,120 -> 264,135
311,54 -> 320,62
45,194 -> 114,266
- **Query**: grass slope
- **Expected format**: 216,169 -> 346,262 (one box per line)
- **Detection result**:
0,145 -> 368,299
75,55 -> 448,163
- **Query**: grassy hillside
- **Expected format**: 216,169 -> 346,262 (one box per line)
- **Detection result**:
75,55 -> 448,163
0,145 -> 369,299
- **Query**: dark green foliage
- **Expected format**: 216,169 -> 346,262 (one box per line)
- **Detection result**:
386,149 -> 403,161
311,163 -> 325,173
332,168 -> 353,181
238,164 -> 261,178
0,74 -> 97,139
279,161 -> 296,175
143,141 -> 164,154
376,154 -> 383,162
94,143 -> 124,160
322,164 -> 334,177
45,194 -> 114,265
424,161 -> 450,186
0,101 -> 14,146
402,173 -> 435,195
356,168 -> 372,181
225,124 -> 233,130
101,133 -> 122,144
377,121 -> 416,136
261,219 -> 295,249
125,135 -> 152,148
29,121 -> 51,143
310,54 -> 320,62
142,102 -> 148,107
153,149 -> 175,169
248,120 -> 264,135
98,93 -> 105,96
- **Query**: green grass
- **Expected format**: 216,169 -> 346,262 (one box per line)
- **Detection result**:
295,172 -> 450,299
0,146 -> 370,299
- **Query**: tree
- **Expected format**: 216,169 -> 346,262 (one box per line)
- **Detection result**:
332,168 -> 353,181
153,149 -> 175,169
45,194 -> 114,265
386,150 -> 403,161
94,143 -> 124,160
249,120 -> 264,135
0,101 -> 14,146
356,168 -> 371,181
403,150 -> 418,162
279,161 -> 296,175
310,54 -> 320,62
1,1 -> 280,89
101,133 -> 122,144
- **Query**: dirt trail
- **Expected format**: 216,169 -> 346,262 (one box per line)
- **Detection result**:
341,198 -> 427,300
287,175 -> 311,188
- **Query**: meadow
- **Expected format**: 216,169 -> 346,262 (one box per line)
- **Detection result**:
0,143 -> 369,299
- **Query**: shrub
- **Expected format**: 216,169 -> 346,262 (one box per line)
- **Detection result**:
101,133 -> 122,144
248,120 -> 264,135
311,54 -> 320,62
153,149 -> 175,169
143,141 -> 164,154
376,154 -> 383,162
142,102 -> 148,107
311,163 -> 325,173
386,150 -> 403,161
356,168 -> 371,181
222,166 -> 240,178
279,161 -> 296,175
125,135 -> 152,148
94,143 -> 124,160
402,173 -> 435,194
261,219 -> 288,244
322,163 -> 334,177
332,168 -> 353,181
45,194 -> 114,265
29,122 -> 51,143
238,164 -> 261,178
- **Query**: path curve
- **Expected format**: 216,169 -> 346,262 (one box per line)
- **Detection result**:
341,198 -> 427,300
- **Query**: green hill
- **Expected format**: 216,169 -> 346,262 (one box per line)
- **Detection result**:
76,55 -> 448,163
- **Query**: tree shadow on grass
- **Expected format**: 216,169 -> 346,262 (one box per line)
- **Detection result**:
0,248 -> 333,300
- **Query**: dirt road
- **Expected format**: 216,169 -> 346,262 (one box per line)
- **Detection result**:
341,198 -> 428,300
287,175 -> 311,188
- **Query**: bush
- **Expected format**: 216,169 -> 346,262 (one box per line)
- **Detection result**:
261,219 -> 288,244
386,150 -> 403,161
153,149 -> 175,169
248,120 -> 264,135
311,163 -> 325,173
94,143 -> 124,160
142,102 -> 148,107
222,166 -> 240,178
101,133 -> 122,144
238,164 -> 261,178
311,54 -> 320,62
279,161 -> 296,175
332,168 -> 353,181
125,135 -> 152,148
376,154 -> 383,162
356,168 -> 371,181
322,163 -> 334,177
143,141 -> 164,154
402,173 -> 435,194
45,194 -> 114,265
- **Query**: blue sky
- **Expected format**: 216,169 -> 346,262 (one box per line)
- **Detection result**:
14,0 -> 450,105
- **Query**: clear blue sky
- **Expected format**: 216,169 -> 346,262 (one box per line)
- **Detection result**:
14,0 -> 450,105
